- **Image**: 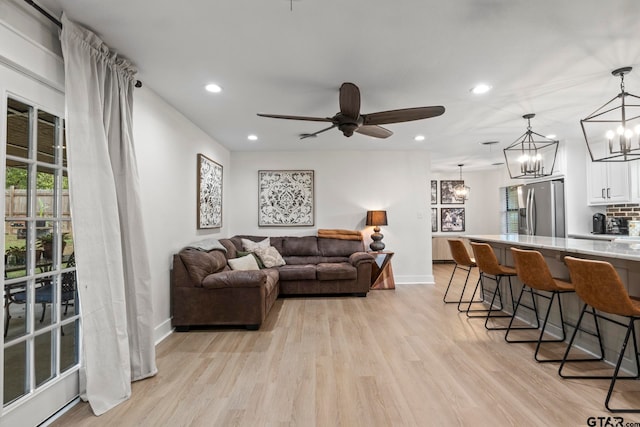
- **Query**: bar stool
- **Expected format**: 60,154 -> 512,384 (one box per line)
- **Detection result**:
443,239 -> 482,312
508,248 -> 575,362
561,256 -> 640,413
467,242 -> 517,330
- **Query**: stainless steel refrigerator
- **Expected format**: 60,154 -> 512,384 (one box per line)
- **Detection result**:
517,179 -> 565,237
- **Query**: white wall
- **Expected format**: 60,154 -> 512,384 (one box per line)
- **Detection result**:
229,151 -> 433,284
133,87 -> 230,339
430,168 -> 503,236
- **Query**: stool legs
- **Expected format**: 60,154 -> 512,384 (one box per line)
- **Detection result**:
505,288 -> 574,362
443,263 -> 483,311
560,304 -> 640,413
465,272 -> 517,331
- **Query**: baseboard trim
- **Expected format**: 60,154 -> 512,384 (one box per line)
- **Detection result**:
154,317 -> 173,345
396,275 -> 434,285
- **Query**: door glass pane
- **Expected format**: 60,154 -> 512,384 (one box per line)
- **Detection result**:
34,331 -> 53,387
60,319 -> 78,373
3,341 -> 26,404
4,279 -> 28,340
6,99 -> 30,159
36,110 -> 56,164
34,274 -> 54,330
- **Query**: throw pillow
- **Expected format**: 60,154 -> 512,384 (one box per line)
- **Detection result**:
254,246 -> 286,268
228,254 -> 260,271
242,237 -> 270,253
237,250 -> 265,269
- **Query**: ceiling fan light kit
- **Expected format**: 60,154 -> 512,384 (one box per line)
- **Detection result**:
581,66 -> 640,162
258,82 -> 445,140
503,113 -> 559,179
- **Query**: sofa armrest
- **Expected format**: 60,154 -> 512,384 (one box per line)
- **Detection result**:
349,251 -> 375,267
202,270 -> 267,289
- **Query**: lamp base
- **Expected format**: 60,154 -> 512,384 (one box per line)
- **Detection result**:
369,228 -> 385,251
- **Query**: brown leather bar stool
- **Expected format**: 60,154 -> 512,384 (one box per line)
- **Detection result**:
561,256 -> 640,413
508,248 -> 576,362
443,239 -> 482,312
468,242 -> 517,330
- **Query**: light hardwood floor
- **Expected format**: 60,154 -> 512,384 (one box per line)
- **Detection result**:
52,264 -> 640,426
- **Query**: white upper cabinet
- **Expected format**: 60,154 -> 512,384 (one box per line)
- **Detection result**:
586,152 -> 637,205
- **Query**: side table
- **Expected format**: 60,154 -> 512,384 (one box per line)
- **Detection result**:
370,251 -> 395,290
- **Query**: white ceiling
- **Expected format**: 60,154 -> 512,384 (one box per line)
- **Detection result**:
32,0 -> 640,172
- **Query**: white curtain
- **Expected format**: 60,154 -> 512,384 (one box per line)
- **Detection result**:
60,14 -> 157,415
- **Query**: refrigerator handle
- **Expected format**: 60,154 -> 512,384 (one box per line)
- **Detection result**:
526,189 -> 533,235
530,188 -> 536,235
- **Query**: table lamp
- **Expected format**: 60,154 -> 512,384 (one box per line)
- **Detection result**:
366,210 -> 388,251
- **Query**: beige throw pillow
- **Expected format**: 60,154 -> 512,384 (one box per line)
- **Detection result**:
254,246 -> 286,268
242,237 -> 270,252
228,254 -> 260,271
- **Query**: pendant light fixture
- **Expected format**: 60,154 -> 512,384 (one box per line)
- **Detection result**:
453,164 -> 470,201
581,66 -> 640,162
503,113 -> 559,179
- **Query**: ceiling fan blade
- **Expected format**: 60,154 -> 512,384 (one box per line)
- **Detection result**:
339,82 -> 360,119
356,125 -> 393,139
299,124 -> 337,139
257,113 -> 333,122
363,106 -> 445,125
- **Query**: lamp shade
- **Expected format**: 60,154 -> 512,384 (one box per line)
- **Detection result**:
366,210 -> 388,226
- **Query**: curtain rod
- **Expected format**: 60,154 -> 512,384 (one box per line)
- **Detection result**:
23,0 -> 143,88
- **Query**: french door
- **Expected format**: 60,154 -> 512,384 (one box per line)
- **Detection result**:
0,64 -> 80,427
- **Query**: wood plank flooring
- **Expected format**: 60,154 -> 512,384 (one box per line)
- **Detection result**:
51,264 -> 640,426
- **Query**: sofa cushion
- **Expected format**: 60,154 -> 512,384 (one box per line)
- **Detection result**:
179,248 -> 228,285
277,264 -> 317,281
316,262 -> 357,281
282,236 -> 320,257
318,238 -> 364,257
254,246 -> 286,268
242,237 -> 270,252
283,256 -> 322,265
228,254 -> 260,271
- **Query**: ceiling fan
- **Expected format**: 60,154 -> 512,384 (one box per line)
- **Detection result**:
257,82 -> 445,139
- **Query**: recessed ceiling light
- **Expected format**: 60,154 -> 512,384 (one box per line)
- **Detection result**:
546,134 -> 557,139
205,83 -> 222,93
471,83 -> 492,95
248,134 -> 258,141
414,135 -> 425,141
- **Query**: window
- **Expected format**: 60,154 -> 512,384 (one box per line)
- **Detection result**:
4,97 -> 79,406
500,185 -> 520,234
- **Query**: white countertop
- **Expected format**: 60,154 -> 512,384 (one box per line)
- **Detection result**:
465,234 -> 640,262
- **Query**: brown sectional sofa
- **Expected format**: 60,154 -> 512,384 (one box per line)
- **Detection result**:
171,235 -> 375,331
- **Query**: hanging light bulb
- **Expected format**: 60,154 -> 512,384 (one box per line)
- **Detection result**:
453,164 -> 471,201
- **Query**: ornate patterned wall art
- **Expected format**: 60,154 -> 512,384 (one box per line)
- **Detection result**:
258,170 -> 314,227
197,154 -> 223,229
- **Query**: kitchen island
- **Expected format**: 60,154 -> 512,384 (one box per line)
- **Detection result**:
464,234 -> 640,369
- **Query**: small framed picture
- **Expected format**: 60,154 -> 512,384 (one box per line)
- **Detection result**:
440,180 -> 464,204
430,180 -> 437,204
441,207 -> 465,232
431,207 -> 437,232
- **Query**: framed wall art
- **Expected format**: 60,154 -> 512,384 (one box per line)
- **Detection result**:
258,170 -> 314,227
441,207 -> 465,232
430,180 -> 437,204
431,207 -> 438,232
197,154 -> 223,229
440,180 -> 465,204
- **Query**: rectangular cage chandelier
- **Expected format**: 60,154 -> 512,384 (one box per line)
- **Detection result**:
503,113 -> 559,179
581,66 -> 640,162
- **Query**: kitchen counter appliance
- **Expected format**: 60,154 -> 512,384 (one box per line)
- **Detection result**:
593,213 -> 606,234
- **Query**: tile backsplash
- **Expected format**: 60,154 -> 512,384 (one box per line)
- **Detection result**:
606,204 -> 640,221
